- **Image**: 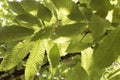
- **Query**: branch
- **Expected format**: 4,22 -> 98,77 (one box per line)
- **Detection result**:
0,52 -> 81,80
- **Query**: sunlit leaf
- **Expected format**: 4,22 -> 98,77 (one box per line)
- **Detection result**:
25,40 -> 45,80
66,33 -> 93,53
0,25 -> 34,42
81,47 -> 93,74
1,0 -> 120,80
44,0 -> 56,11
79,0 -> 90,6
8,2 -> 26,14
0,41 -> 32,71
52,0 -> 85,21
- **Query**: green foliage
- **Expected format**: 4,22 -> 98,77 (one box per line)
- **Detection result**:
66,63 -> 89,80
66,33 -> 93,53
0,41 -> 32,71
0,25 -> 34,42
37,3 -> 52,21
0,0 -> 120,80
112,8 -> 120,24
52,0 -> 85,21
93,26 -> 120,68
31,27 -> 53,41
25,40 -> 45,80
90,0 -> 112,17
90,0 -> 112,11
67,3 -> 85,21
51,0 -> 74,12
89,14 -> 109,41
8,2 -> 26,14
15,13 -> 40,26
47,44 -> 60,73
21,0 -> 38,12
55,23 -> 86,37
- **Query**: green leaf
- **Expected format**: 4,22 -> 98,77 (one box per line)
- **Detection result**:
89,14 -> 109,41
0,41 -> 32,71
106,68 -> 120,80
93,26 -> 120,68
66,63 -> 89,80
20,0 -> 39,16
66,33 -> 93,53
37,3 -> 52,22
55,23 -> 86,37
44,0 -> 56,11
8,2 -> 26,14
51,0 -> 73,19
118,0 -> 120,5
112,8 -> 120,24
47,44 -> 60,72
73,63 -> 89,80
25,40 -> 45,80
90,0 -> 112,18
31,27 -> 53,41
15,13 -> 40,26
79,7 -> 92,21
79,0 -> 90,6
81,48 -> 93,74
109,75 -> 120,80
52,0 -> 85,21
0,25 -> 34,42
51,0 -> 73,12
67,4 -> 85,21
96,10 -> 109,18
21,0 -> 38,11
90,0 -> 112,11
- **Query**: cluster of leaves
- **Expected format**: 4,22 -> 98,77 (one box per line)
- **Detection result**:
0,0 -> 120,80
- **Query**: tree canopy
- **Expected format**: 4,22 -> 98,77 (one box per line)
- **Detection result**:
0,0 -> 120,80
